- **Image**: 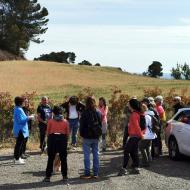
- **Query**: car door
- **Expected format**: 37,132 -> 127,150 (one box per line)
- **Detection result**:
179,110 -> 190,156
172,110 -> 190,156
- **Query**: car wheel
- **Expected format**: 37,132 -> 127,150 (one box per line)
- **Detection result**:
168,137 -> 181,161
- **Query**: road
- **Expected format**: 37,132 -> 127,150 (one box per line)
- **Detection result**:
0,148 -> 190,190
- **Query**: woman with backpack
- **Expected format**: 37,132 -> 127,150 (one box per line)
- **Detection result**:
118,98 -> 144,176
138,103 -> 157,167
79,96 -> 102,179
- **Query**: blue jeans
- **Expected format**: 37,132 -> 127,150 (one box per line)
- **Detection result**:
69,119 -> 79,145
83,139 -> 99,176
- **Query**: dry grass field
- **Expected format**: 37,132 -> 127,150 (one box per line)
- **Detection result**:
0,60 -> 189,102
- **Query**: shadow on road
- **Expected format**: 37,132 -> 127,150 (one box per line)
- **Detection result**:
145,155 -> 190,180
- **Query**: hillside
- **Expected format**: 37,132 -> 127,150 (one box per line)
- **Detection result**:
0,60 -> 189,101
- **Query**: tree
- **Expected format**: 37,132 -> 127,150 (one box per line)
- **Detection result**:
171,63 -> 190,80
147,61 -> 163,78
0,0 -> 49,56
78,60 -> 92,66
94,63 -> 101,66
171,63 -> 182,80
181,63 -> 190,80
34,51 -> 76,63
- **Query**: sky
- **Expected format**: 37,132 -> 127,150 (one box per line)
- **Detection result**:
26,0 -> 190,73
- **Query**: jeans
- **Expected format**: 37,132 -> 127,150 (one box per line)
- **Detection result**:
83,139 -> 99,176
69,118 -> 79,145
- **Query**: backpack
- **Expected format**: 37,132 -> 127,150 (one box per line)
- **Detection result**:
86,110 -> 102,139
148,115 -> 160,134
139,114 -> 146,131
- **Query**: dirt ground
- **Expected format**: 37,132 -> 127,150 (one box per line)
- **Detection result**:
0,148 -> 190,190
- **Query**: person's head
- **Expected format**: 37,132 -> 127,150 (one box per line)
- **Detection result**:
69,96 -> 78,105
155,95 -> 163,105
23,97 -> 29,108
85,96 -> 96,110
99,97 -> 106,107
14,96 -> 25,107
52,105 -> 63,116
141,103 -> 148,112
173,96 -> 181,104
141,97 -> 150,106
128,98 -> 141,112
41,96 -> 48,106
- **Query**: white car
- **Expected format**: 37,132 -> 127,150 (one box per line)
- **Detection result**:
165,108 -> 190,160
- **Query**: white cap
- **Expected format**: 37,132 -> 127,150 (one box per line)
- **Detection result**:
155,95 -> 163,103
174,96 -> 181,101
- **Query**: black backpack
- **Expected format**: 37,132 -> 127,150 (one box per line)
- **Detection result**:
86,110 -> 102,139
148,115 -> 160,134
139,114 -> 146,131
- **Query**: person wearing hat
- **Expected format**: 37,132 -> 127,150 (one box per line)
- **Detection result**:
173,96 -> 184,114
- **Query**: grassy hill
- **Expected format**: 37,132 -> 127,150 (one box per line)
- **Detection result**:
0,60 -> 189,102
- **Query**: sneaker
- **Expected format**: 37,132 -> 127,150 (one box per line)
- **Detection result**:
117,168 -> 127,176
21,154 -> 27,159
14,158 -> 25,165
129,168 -> 140,174
80,175 -> 91,179
43,177 -> 50,182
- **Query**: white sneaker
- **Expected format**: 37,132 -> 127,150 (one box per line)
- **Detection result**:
14,158 -> 25,165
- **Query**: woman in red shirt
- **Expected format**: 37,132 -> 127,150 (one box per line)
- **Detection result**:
118,98 -> 144,176
43,106 -> 70,182
98,97 -> 108,152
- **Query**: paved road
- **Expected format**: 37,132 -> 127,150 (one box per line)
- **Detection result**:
0,149 -> 190,190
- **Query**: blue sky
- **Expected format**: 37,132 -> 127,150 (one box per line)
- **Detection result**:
26,0 -> 190,73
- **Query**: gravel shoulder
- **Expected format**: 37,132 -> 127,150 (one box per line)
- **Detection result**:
0,148 -> 190,190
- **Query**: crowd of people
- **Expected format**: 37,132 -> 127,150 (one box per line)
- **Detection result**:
12,94 -> 184,182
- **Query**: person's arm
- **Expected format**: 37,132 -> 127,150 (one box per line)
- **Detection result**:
79,113 -> 85,137
46,120 -> 51,135
131,113 -> 143,138
65,121 -> 70,136
16,108 -> 29,124
37,113 -> 47,124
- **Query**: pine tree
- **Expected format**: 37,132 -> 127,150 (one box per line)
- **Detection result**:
0,0 -> 48,56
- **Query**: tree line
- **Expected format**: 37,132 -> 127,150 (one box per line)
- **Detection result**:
143,61 -> 190,80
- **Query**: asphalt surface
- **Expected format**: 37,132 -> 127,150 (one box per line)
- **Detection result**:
0,148 -> 190,190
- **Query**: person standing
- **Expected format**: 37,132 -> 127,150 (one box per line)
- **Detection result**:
21,97 -> 33,159
139,103 -> 157,167
37,96 -> 52,153
13,97 -> 34,164
155,95 -> 166,156
61,96 -> 85,148
118,98 -> 144,176
98,97 -> 108,152
43,106 -> 70,182
79,97 -> 102,179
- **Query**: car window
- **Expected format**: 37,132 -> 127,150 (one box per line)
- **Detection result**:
174,110 -> 190,124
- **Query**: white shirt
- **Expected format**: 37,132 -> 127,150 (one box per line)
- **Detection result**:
69,105 -> 78,119
144,110 -> 157,140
